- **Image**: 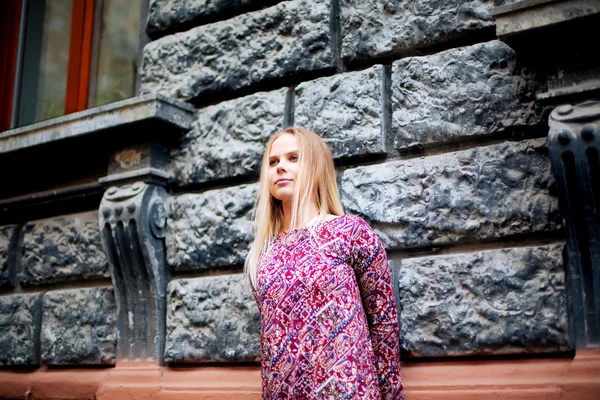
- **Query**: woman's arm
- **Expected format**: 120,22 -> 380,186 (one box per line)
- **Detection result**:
351,217 -> 403,400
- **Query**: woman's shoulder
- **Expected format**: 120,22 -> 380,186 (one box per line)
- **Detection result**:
317,213 -> 373,236
336,213 -> 371,228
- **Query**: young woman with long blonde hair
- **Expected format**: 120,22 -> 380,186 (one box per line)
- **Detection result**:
246,127 -> 403,399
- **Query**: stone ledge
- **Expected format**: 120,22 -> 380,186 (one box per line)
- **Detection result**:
0,95 -> 195,154
537,80 -> 600,105
0,183 -> 104,227
491,0 -> 600,38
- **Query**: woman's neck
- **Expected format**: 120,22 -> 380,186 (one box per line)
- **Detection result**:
282,201 -> 319,232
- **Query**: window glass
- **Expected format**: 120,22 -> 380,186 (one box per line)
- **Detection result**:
92,0 -> 142,107
18,0 -> 73,126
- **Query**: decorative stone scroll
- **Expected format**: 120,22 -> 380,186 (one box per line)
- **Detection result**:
99,181 -> 169,362
548,101 -> 600,348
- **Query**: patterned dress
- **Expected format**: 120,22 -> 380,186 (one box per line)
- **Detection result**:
253,214 -> 403,400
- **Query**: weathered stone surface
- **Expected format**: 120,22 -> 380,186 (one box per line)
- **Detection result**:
294,65 -> 387,158
165,274 -> 260,363
340,0 -> 515,63
341,139 -> 561,249
393,243 -> 569,356
0,293 -> 42,366
41,287 -> 116,365
141,0 -> 333,102
20,211 -> 109,286
146,0 -> 283,38
0,226 -> 15,288
166,184 -> 256,271
171,89 -> 286,186
391,41 -> 543,150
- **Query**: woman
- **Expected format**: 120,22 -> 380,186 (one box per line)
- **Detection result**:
246,127 -> 403,399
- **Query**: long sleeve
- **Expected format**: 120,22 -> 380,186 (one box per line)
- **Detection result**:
350,217 -> 403,400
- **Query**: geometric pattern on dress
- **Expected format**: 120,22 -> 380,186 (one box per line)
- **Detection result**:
253,215 -> 404,400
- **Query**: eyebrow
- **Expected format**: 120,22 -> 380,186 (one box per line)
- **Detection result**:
269,150 -> 298,160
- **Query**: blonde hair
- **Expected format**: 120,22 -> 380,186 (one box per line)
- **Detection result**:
245,127 -> 344,287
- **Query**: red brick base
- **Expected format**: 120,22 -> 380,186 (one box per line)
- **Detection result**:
1,350 -> 599,399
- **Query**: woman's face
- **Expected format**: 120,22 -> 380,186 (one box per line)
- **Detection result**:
268,133 -> 299,203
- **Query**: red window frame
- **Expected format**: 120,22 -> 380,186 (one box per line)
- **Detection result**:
0,0 -> 97,131
0,0 -> 23,132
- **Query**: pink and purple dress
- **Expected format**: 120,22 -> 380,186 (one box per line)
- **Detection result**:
253,214 -> 403,399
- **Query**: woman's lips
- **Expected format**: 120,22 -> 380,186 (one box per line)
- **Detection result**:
275,179 -> 292,185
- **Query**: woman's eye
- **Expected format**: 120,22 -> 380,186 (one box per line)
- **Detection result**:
290,155 -> 298,162
269,159 -> 278,166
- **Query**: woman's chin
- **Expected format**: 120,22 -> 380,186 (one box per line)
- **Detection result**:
271,190 -> 294,203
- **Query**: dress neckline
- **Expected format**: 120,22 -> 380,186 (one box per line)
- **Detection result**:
278,214 -> 346,238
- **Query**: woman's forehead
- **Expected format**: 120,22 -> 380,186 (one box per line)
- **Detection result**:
270,133 -> 298,155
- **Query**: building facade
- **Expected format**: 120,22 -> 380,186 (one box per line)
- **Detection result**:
0,0 -> 599,398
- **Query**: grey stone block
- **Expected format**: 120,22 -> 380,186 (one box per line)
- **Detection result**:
391,40 -> 543,150
393,243 -> 569,357
166,184 -> 256,271
340,0 -> 514,63
0,226 -> 15,289
165,274 -> 260,363
341,139 -> 561,249
171,89 -> 286,186
146,0 -> 283,38
20,211 -> 109,286
0,293 -> 42,366
294,65 -> 387,158
140,0 -> 333,102
41,287 -> 116,365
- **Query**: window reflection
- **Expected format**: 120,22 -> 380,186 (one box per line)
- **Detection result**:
91,0 -> 142,107
18,0 -> 73,126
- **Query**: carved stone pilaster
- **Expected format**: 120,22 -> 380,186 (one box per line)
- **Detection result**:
99,182 -> 169,362
548,101 -> 600,348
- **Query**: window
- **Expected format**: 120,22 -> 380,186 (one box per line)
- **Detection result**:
0,0 -> 145,131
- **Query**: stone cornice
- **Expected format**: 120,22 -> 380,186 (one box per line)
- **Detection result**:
491,0 -> 600,38
0,95 -> 195,154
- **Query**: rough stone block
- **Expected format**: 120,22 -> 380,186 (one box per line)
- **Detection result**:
165,274 -> 260,363
294,65 -> 387,158
393,243 -> 569,356
340,0 -> 514,63
391,40 -> 543,150
171,89 -> 286,186
146,0 -> 283,38
20,211 -> 109,286
141,0 -> 333,102
166,184 -> 256,271
341,139 -> 561,249
0,293 -> 42,366
41,287 -> 116,365
0,226 -> 15,289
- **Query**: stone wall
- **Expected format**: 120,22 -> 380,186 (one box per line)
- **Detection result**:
141,0 -> 567,364
0,212 -> 115,367
0,0 -> 569,371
